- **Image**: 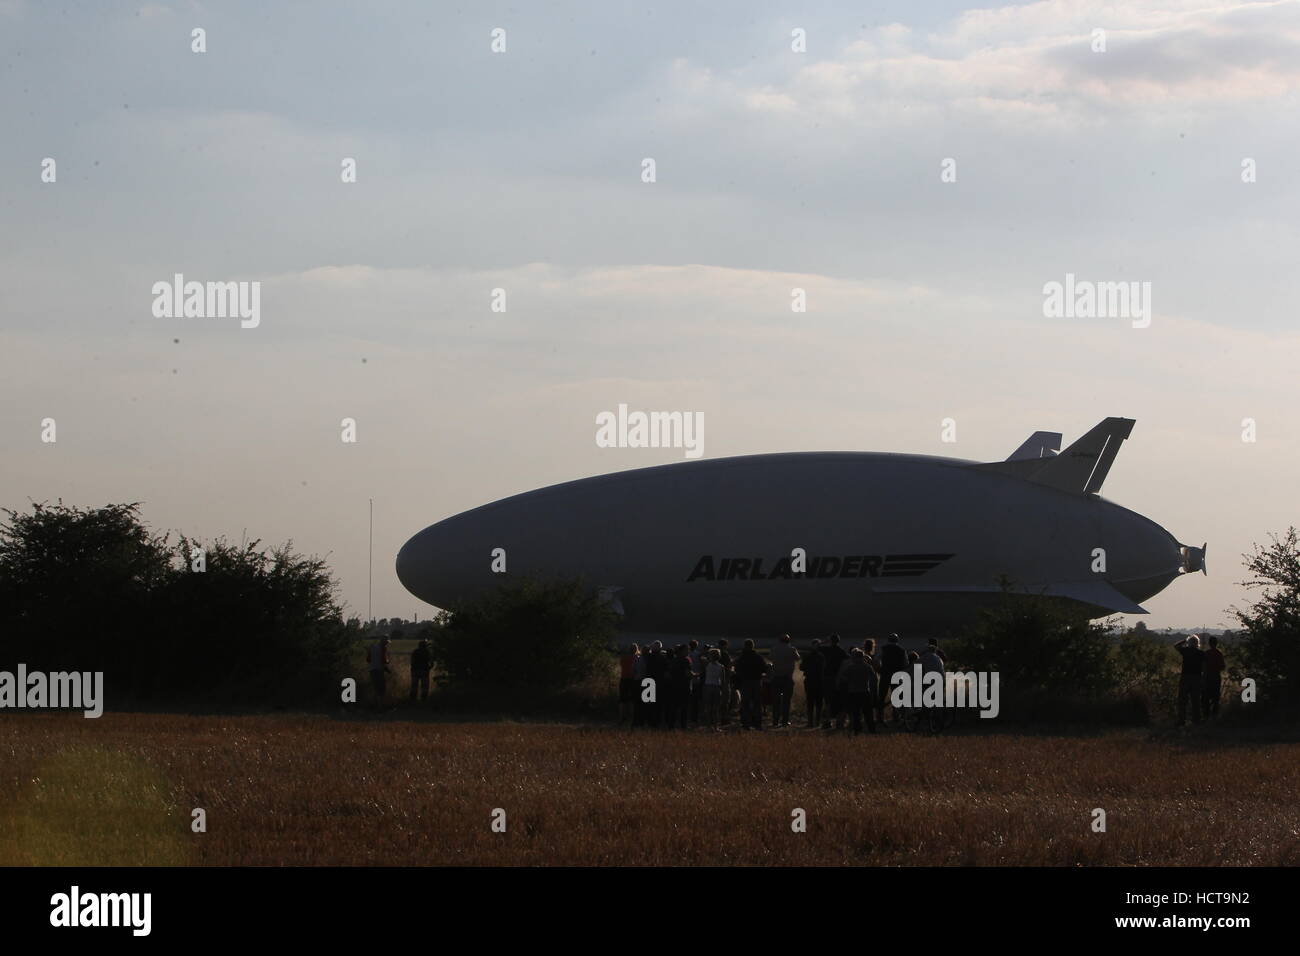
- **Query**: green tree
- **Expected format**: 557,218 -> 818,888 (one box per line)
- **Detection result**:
946,584 -> 1118,718
161,536 -> 354,702
1109,627 -> 1176,719
431,575 -> 617,690
0,502 -> 171,679
0,501 -> 352,707
1232,527 -> 1300,709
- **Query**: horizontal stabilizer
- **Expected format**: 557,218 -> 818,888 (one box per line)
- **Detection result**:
871,579 -> 1147,614
1041,580 -> 1147,614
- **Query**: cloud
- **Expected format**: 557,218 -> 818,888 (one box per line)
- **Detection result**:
2,1 -> 1295,629
681,1 -> 1300,127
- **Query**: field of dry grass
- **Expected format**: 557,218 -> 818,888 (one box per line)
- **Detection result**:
1,712 -> 1297,866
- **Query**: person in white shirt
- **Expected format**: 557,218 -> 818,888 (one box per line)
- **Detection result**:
702,649 -> 725,728
367,636 -> 391,708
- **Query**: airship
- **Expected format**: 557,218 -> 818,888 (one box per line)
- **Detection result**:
396,417 -> 1204,638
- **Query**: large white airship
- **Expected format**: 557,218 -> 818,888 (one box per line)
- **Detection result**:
396,417 -> 1205,637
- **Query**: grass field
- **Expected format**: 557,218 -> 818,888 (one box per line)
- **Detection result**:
2,712 -> 1298,866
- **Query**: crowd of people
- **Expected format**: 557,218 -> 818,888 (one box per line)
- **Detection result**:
362,634 -> 433,710
617,633 -> 948,734
360,629 -> 1230,728
617,631 -> 1232,733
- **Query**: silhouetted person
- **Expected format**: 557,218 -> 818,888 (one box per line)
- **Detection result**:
717,639 -> 734,723
920,642 -> 945,723
409,638 -> 432,701
769,634 -> 800,727
878,634 -> 907,724
1175,634 -> 1205,726
367,635 -> 391,709
820,634 -> 848,729
645,641 -> 668,728
801,639 -> 824,727
837,647 -> 879,734
688,639 -> 704,725
665,644 -> 694,729
736,639 -> 767,730
920,643 -> 944,678
631,643 -> 648,728
1202,636 -> 1226,718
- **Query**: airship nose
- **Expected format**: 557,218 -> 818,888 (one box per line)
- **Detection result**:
1100,505 -> 1185,605
395,524 -> 444,607
396,512 -> 493,610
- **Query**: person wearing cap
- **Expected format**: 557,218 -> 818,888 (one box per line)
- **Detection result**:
1174,634 -> 1205,726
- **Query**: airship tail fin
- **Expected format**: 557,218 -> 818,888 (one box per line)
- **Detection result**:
1006,430 -> 1062,462
1027,417 -> 1135,494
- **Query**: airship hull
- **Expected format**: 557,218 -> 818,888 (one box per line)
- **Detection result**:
397,422 -> 1195,638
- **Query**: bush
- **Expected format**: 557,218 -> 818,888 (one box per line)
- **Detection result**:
1107,628 -> 1176,723
0,501 -> 353,708
1232,527 -> 1300,711
947,586 -> 1118,705
430,575 -> 618,691
157,536 -> 355,704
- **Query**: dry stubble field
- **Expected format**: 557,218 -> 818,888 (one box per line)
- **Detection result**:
1,712 -> 1297,866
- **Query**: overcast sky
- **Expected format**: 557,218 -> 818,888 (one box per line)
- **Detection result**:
3,0 -> 1299,629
